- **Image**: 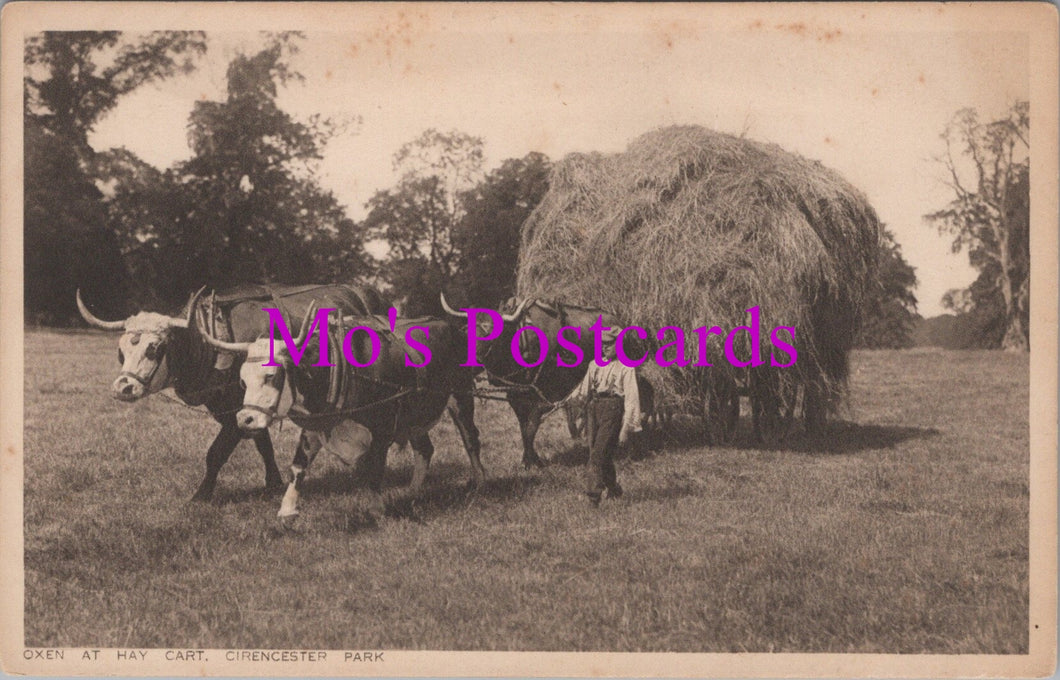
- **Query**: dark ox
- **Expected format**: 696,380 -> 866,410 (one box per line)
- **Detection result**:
77,284 -> 388,500
442,294 -> 620,468
198,304 -> 483,525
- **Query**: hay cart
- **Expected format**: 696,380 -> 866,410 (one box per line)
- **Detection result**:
701,367 -> 801,448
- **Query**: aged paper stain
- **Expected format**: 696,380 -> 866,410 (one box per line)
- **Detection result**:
769,21 -> 843,42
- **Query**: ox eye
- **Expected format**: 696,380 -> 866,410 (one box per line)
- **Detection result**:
145,344 -> 165,362
129,335 -> 140,346
118,349 -> 125,364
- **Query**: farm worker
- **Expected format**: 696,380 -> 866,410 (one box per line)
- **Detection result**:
570,326 -> 642,506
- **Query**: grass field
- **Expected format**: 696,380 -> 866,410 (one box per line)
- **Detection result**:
23,329 -> 1029,652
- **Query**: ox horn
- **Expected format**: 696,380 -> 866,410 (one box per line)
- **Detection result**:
292,301 -> 321,347
198,296 -> 252,354
502,298 -> 533,322
76,289 -> 125,331
536,299 -> 558,314
170,285 -> 207,329
439,292 -> 467,319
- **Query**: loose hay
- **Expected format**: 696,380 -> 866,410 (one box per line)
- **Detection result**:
517,125 -> 880,417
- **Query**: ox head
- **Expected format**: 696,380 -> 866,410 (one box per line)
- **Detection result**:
199,302 -> 319,432
440,293 -> 620,401
440,293 -> 533,367
77,289 -> 197,401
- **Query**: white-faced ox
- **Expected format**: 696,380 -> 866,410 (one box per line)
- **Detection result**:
199,304 -> 484,526
441,294 -> 620,468
77,284 -> 388,501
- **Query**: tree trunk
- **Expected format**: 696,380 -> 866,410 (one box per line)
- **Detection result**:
996,230 -> 1028,352
1002,314 -> 1029,352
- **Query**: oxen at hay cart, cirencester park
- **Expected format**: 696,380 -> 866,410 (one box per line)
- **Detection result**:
198,301 -> 485,527
516,125 -> 880,447
76,283 -> 388,500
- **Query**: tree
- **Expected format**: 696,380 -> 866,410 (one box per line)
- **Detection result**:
24,119 -> 129,322
24,31 -> 206,323
102,36 -> 369,307
855,227 -> 918,349
364,129 -> 485,314
926,101 -> 1029,350
453,152 -> 552,308
25,32 -> 206,155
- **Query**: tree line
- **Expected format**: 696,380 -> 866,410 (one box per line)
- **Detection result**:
24,32 -> 1024,350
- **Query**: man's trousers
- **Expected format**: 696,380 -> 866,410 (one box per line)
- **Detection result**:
585,394 -> 623,497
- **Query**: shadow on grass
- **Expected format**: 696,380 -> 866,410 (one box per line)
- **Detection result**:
551,417 -> 941,457
786,421 -> 941,455
211,483 -> 287,506
545,435 -> 660,468
226,459 -> 544,526
383,471 -> 542,522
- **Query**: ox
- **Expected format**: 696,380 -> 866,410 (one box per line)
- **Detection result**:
198,304 -> 484,525
441,294 -> 620,468
77,284 -> 388,500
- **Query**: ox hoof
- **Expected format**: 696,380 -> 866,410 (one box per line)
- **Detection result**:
364,495 -> 387,522
277,511 -> 300,531
522,457 -> 546,470
190,490 -> 213,503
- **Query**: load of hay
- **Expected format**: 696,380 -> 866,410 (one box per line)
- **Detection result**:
517,125 -> 880,434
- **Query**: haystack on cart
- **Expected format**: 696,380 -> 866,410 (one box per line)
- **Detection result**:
518,125 -> 879,447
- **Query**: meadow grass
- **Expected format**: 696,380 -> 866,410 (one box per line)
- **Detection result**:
23,332 -> 1028,652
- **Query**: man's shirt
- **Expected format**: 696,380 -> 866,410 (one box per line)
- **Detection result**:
571,358 -> 643,433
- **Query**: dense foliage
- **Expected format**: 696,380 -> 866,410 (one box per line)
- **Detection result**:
855,227 -> 919,349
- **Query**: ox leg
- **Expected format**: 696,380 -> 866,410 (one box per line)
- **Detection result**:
564,402 -> 585,440
278,431 -> 322,528
251,429 -> 285,491
408,433 -> 434,495
509,395 -> 546,469
361,436 -> 391,519
191,421 -> 243,502
448,396 -> 485,488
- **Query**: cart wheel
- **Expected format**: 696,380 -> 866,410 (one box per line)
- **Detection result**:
753,382 -> 798,447
803,383 -> 826,437
706,378 -> 740,445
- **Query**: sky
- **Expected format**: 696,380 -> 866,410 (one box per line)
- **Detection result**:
90,18 -> 1029,317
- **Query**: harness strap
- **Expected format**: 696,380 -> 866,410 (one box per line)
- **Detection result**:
241,403 -> 276,418
264,284 -> 292,328
326,322 -> 345,410
120,370 -> 151,387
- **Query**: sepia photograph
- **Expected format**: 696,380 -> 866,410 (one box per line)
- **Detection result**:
1,2 -> 1056,677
